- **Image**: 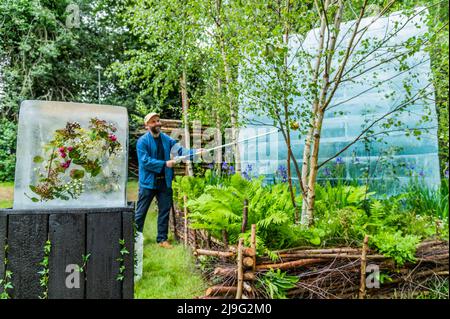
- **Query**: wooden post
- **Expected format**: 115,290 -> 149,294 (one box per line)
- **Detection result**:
241,199 -> 248,233
236,238 -> 244,299
359,235 -> 369,299
183,195 -> 188,247
251,224 -> 257,272
171,204 -> 178,241
222,229 -> 229,250
206,232 -> 211,249
192,229 -> 197,249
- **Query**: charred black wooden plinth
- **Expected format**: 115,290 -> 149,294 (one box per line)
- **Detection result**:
0,203 -> 135,299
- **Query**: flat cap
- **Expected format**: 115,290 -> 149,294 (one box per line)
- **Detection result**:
144,112 -> 160,124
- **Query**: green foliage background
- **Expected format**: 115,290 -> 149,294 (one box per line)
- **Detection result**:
0,0 -> 448,182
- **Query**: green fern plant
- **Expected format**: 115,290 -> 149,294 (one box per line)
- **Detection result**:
257,269 -> 299,299
371,231 -> 420,266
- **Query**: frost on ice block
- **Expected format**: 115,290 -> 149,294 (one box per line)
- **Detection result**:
13,100 -> 128,209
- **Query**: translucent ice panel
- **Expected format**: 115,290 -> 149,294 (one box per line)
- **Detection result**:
240,9 -> 441,193
13,100 -> 128,209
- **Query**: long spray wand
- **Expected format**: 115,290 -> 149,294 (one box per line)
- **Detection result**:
173,128 -> 280,163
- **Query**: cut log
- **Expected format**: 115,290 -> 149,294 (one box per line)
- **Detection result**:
197,296 -> 233,299
194,249 -> 234,258
243,257 -> 254,268
256,258 -> 324,271
273,247 -> 361,254
213,267 -> 256,281
243,247 -> 256,257
205,285 -> 238,297
274,253 -> 387,260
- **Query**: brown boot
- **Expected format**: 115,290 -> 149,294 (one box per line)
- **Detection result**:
158,241 -> 173,249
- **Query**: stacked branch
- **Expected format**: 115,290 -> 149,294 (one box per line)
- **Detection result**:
172,203 -> 448,299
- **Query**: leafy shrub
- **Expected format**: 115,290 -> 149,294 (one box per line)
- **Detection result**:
177,171 -> 298,256
315,181 -> 374,214
403,179 -> 449,220
0,119 -> 17,182
173,168 -> 448,263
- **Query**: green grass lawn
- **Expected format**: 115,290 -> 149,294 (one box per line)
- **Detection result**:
135,208 -> 207,299
0,180 -> 207,298
0,182 -> 14,208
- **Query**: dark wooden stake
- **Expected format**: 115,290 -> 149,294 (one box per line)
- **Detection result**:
183,195 -> 188,247
170,204 -> 178,241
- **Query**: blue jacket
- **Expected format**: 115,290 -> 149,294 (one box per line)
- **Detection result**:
136,132 -> 195,189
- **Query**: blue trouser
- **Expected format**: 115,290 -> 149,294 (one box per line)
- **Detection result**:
135,185 -> 173,243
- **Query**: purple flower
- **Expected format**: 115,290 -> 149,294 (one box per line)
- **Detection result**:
277,165 -> 287,172
407,164 -> 416,171
419,170 -> 425,177
222,161 -> 228,170
335,157 -> 344,165
207,163 -> 214,169
445,169 -> 449,179
276,165 -> 288,183
242,171 -> 251,181
323,167 -> 331,177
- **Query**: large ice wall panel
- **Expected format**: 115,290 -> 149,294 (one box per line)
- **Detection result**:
239,9 -> 441,193
13,101 -> 128,209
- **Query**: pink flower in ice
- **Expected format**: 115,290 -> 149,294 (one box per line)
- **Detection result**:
67,146 -> 74,152
109,134 -> 117,142
60,160 -> 71,169
59,147 -> 65,152
60,152 -> 67,158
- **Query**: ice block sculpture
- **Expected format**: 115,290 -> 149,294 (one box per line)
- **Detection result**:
240,9 -> 441,194
13,101 -> 128,209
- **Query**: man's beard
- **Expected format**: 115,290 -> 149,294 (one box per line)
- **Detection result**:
150,126 -> 161,134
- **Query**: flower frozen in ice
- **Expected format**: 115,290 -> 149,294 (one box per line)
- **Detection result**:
109,134 -> 117,142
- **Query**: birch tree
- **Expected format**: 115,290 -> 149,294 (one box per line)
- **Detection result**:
240,0 -> 447,226
110,0 -> 204,175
